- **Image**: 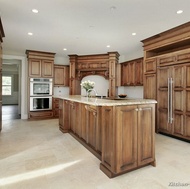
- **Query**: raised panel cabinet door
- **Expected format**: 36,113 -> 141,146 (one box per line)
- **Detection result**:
172,65 -> 185,137
143,74 -> 156,99
157,67 -> 171,133
86,105 -> 97,150
81,104 -> 87,141
75,103 -> 81,137
121,63 -> 129,86
54,66 -> 69,86
144,58 -> 156,74
135,59 -> 143,85
70,102 -> 76,133
59,99 -> 63,128
115,105 -> 138,173
137,104 -> 155,166
128,62 -> 135,85
101,106 -> 114,172
60,100 -> 70,132
29,59 -> 41,77
42,60 -> 53,77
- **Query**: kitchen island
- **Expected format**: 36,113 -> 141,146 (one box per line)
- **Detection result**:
55,95 -> 157,178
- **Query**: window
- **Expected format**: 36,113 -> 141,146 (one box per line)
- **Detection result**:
2,76 -> 12,95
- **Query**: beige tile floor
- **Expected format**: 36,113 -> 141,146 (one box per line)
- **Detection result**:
0,119 -> 190,189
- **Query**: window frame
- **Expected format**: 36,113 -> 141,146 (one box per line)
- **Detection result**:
2,75 -> 13,96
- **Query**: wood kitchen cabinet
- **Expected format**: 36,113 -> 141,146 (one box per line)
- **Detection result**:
121,57 -> 143,86
59,96 -> 156,177
54,65 -> 69,86
53,97 -> 59,118
101,104 -> 155,175
142,22 -> 190,141
143,58 -> 157,99
85,105 -> 101,153
157,63 -> 190,140
26,50 -> 55,78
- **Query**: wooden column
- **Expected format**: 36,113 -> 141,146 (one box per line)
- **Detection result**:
108,52 -> 120,97
68,55 -> 81,95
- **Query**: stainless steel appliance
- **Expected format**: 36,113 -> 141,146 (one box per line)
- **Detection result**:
30,96 -> 52,111
30,78 -> 53,96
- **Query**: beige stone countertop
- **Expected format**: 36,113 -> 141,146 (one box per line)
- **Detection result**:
53,95 -> 157,106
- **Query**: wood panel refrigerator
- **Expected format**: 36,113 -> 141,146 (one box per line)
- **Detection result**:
157,64 -> 190,141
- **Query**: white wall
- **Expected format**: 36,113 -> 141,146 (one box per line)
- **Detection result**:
81,75 -> 109,96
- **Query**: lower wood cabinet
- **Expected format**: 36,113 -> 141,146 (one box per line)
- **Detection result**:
59,99 -> 156,178
29,111 -> 53,119
84,105 -> 101,153
101,104 -> 155,176
53,98 -> 59,118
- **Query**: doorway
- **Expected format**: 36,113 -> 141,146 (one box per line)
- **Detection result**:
2,60 -> 21,120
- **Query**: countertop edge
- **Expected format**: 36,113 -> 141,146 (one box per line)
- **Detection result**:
53,95 -> 157,106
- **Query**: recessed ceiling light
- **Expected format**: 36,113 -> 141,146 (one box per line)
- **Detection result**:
107,45 -> 110,48
177,10 -> 183,14
132,33 -> 136,36
28,32 -> 33,36
32,9 -> 39,13
63,48 -> 67,51
110,6 -> 116,11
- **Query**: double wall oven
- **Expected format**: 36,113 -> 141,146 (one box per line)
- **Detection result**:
30,78 -> 53,111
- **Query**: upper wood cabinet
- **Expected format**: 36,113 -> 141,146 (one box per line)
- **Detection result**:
121,57 -> 143,86
54,65 -> 69,86
26,50 -> 55,78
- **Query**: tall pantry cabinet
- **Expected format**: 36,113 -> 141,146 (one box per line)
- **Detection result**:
142,22 -> 190,141
0,18 -> 5,131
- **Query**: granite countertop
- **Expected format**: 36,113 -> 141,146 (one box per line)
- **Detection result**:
53,95 -> 157,106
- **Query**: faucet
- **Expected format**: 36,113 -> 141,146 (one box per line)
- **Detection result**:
87,88 -> 98,97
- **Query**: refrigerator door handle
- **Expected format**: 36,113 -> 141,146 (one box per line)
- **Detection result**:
168,78 -> 170,123
170,78 -> 173,124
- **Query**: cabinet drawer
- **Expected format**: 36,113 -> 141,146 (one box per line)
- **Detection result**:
29,111 -> 53,119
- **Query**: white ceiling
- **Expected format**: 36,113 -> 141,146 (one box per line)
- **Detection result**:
0,0 -> 190,59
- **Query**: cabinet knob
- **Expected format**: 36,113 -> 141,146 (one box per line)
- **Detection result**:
139,108 -> 142,111
135,108 -> 138,111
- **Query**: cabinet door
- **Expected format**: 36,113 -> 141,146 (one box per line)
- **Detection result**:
129,62 -> 135,85
172,65 -> 185,137
144,58 -> 157,74
101,106 -> 114,172
121,63 -> 129,86
59,99 -> 63,128
42,60 -> 53,77
185,65 -> 190,139
143,73 -> 156,99
60,100 -> 70,132
70,102 -> 76,133
75,103 -> 81,137
81,104 -> 87,141
29,59 -> 41,77
115,105 -> 138,173
135,59 -> 143,85
157,67 -> 171,133
54,66 -> 69,86
86,105 -> 98,150
138,104 -> 155,166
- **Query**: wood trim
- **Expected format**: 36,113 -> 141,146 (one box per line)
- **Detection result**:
0,17 -> 5,42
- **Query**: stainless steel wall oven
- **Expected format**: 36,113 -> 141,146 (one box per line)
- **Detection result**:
29,78 -> 53,111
